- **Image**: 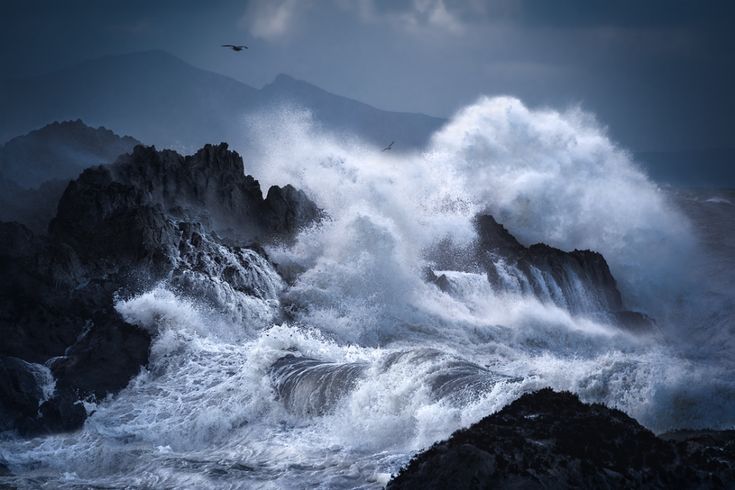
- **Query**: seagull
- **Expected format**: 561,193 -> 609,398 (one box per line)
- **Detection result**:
222,44 -> 248,52
382,141 -> 394,152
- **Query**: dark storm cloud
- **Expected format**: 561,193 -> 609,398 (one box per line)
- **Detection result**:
0,0 -> 732,153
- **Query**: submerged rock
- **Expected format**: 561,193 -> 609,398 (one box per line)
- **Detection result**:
388,389 -> 735,489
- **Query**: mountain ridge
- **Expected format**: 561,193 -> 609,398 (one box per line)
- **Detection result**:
1,50 -> 444,152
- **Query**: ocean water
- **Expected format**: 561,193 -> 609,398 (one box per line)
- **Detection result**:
1,97 -> 733,489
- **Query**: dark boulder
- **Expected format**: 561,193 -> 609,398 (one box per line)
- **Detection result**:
32,391 -> 87,435
0,223 -> 87,363
49,310 -> 151,400
388,389 -> 735,489
0,356 -> 84,435
0,357 -> 48,432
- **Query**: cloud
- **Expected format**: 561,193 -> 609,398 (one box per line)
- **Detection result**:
350,0 -> 469,35
240,0 -> 302,41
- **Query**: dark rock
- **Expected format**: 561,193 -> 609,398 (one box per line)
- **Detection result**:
85,143 -> 322,244
0,356 -> 85,436
0,142 -> 317,435
31,392 -> 87,435
388,389 -> 735,489
429,214 -> 653,328
474,214 -> 624,314
423,268 -> 451,292
49,310 -> 151,400
0,357 -> 47,432
0,223 -> 89,363
262,184 -> 322,238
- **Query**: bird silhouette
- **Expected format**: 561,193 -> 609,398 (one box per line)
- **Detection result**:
382,141 -> 394,152
222,44 -> 248,52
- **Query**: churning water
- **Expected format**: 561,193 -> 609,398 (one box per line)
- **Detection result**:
1,97 -> 733,489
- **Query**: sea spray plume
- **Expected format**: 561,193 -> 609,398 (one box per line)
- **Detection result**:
233,101 -> 735,436
425,96 -> 696,311
241,98 -> 694,325
3,101 -> 730,489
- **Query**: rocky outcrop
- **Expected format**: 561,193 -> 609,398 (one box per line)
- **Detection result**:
0,143 -> 320,435
0,356 -> 85,436
475,214 -> 623,314
52,143 -> 321,245
388,389 -> 735,489
429,214 -> 652,329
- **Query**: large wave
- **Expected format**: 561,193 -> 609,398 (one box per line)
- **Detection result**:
243,97 -> 695,320
2,97 -> 732,489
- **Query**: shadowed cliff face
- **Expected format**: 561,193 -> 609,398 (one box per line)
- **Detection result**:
0,143 -> 321,435
388,389 -> 735,490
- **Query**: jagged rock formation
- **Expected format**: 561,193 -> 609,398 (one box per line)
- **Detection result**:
52,143 -> 320,248
388,389 -> 735,489
429,214 -> 652,329
475,214 -> 624,313
0,143 -> 320,435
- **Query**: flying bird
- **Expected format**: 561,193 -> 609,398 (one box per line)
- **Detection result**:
222,44 -> 248,52
382,141 -> 394,152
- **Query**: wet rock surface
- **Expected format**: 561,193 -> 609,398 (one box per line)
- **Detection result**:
388,389 -> 735,489
430,214 -> 653,328
475,214 -> 626,315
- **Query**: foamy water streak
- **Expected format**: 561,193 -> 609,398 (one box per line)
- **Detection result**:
1,97 -> 733,489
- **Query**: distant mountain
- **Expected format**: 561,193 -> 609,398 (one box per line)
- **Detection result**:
0,51 -> 256,152
0,50 -> 444,152
0,120 -> 140,232
258,74 -> 444,149
0,119 -> 140,188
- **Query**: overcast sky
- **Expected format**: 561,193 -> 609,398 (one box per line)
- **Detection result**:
1,0 -> 733,152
